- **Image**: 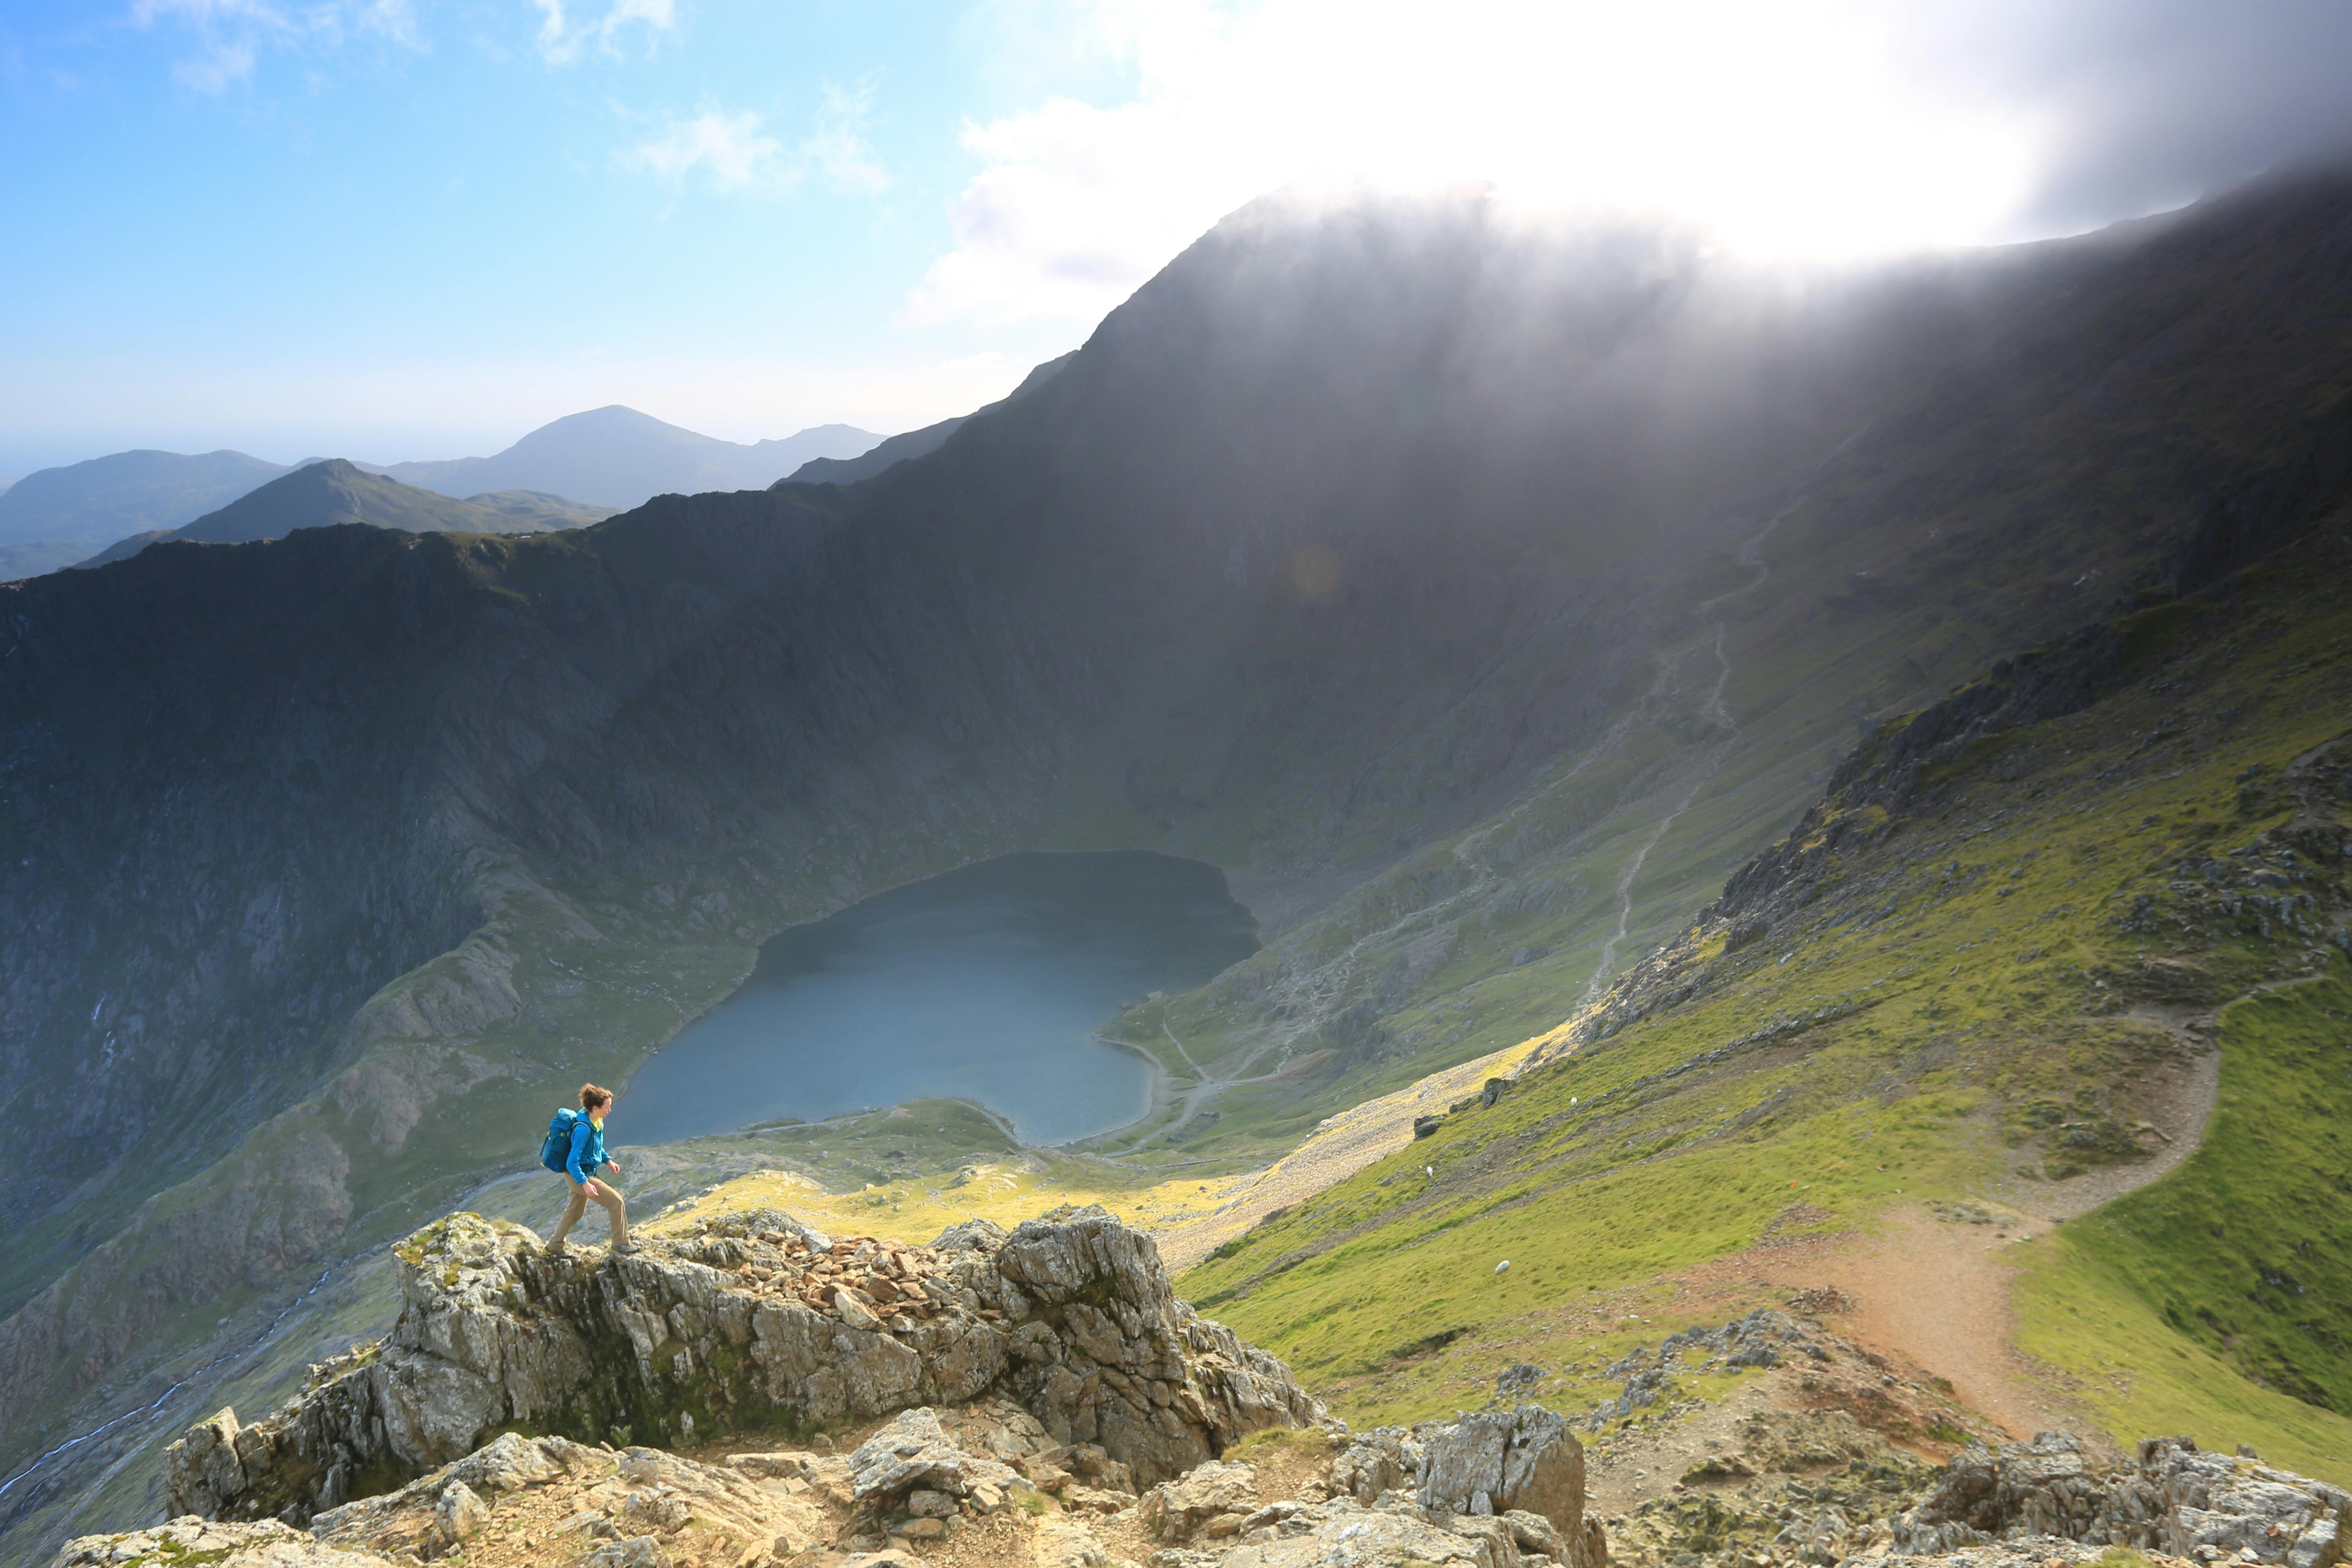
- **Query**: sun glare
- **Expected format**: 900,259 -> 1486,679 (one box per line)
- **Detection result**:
913,0 -> 2043,328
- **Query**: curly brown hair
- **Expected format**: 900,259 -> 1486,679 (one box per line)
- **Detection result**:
579,1083 -> 612,1111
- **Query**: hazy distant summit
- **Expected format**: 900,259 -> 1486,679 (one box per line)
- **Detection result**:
0,411 -> 888,579
77,459 -> 617,568
0,448 -> 291,560
382,406 -> 881,509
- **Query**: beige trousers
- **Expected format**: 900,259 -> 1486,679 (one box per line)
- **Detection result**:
550,1174 -> 627,1249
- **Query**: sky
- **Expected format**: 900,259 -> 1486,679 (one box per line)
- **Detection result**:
4,0 -> 2351,476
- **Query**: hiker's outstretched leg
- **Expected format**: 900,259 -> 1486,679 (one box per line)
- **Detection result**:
549,1181 -> 588,1250
589,1180 -> 628,1249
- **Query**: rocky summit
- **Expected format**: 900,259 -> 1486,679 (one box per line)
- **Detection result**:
165,1207 -> 1321,1526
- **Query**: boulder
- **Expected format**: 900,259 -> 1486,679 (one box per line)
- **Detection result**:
167,1205 -> 1322,1525
849,1408 -> 1020,1501
1418,1407 -> 1585,1534
1331,1429 -> 1421,1504
1143,1460 -> 1261,1540
1502,1510 -> 1565,1559
429,1481 -> 488,1553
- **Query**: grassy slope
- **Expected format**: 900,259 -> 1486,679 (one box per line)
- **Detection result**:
1174,533 -> 2352,1479
2018,965 -> 2352,1459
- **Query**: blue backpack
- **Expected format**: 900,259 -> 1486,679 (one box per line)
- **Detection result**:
540,1108 -> 583,1174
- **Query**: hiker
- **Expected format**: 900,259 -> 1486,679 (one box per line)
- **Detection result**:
546,1083 -> 630,1252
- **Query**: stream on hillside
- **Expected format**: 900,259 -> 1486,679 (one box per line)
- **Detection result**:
616,851 -> 1258,1147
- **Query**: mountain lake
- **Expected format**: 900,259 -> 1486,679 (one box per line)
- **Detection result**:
616,851 -> 1259,1147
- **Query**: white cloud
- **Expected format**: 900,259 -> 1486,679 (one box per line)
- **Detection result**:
907,0 -> 2045,327
624,109 -> 782,190
531,0 -> 675,66
621,80 -> 891,197
802,78 -> 890,194
129,0 -> 422,91
174,36 -> 258,89
356,0 -> 421,48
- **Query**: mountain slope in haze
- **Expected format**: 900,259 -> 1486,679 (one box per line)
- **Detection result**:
74,461 -> 618,567
381,407 -> 880,508
1090,163 -> 2352,1167
782,351 -> 1076,486
0,449 -> 289,554
6,169 -> 2352,1558
1183,521 -> 2352,1479
0,543 -> 86,579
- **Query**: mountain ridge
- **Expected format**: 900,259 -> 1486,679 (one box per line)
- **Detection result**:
780,352 -> 1077,487
0,449 -> 290,555
74,459 -> 617,567
379,407 -> 880,508
6,167 -> 2352,1560
0,413 -> 887,575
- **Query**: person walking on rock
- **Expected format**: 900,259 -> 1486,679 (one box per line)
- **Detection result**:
548,1083 -> 630,1253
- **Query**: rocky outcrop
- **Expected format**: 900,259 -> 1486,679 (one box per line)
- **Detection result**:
49,1518 -> 396,1568
166,1205 -> 1323,1526
1418,1408 -> 1583,1531
1895,1432 -> 2348,1568
1193,1408 -> 1606,1568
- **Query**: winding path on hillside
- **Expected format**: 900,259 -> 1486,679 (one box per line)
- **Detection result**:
1687,960 -> 2352,1441
1581,510 -> 1786,1003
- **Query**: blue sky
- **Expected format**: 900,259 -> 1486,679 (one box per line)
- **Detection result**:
5,1 -> 2351,475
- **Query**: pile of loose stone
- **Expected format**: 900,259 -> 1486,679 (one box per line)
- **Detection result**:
1578,1312 -> 1831,1432
672,1227 -> 964,1333
1603,1412 -> 1939,1568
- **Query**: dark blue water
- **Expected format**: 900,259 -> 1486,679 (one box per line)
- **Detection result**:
617,851 -> 1257,1147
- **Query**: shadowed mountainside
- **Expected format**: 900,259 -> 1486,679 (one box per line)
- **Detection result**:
782,352 -> 1076,487
6,169 -> 2352,1559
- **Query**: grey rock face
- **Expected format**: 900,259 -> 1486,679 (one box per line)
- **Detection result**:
1142,1459 -> 1261,1540
167,1205 -> 1322,1525
1332,1429 -> 1421,1505
1418,1407 -> 1584,1534
1895,1432 -> 2348,1567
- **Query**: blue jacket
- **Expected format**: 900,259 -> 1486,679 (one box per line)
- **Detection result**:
566,1116 -> 612,1185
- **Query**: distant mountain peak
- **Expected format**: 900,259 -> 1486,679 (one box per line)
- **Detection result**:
377,410 -> 884,508
74,458 -> 615,568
